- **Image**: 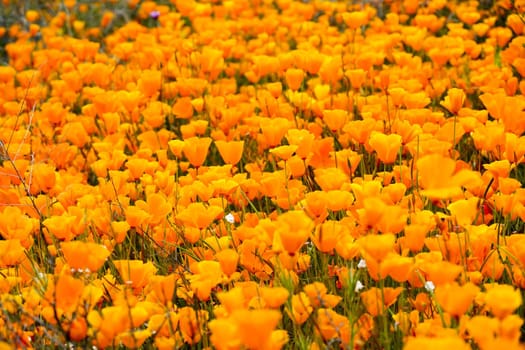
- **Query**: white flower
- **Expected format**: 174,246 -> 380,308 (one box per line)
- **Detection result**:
357,259 -> 367,269
354,280 -> 364,292
424,281 -> 435,293
225,213 -> 235,224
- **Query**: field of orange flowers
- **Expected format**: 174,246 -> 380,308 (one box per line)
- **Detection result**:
0,0 -> 524,348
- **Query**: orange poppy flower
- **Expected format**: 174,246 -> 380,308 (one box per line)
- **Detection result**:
209,318 -> 241,350
260,118 -> 290,148
314,83 -> 331,100
312,221 -> 344,253
87,305 -> 131,347
418,258 -> 463,286
212,178 -> 240,197
458,10 -> 481,25
172,97 -> 194,119
416,154 -> 480,199
368,131 -> 402,164
0,206 -> 37,247
114,260 -> 157,291
61,241 -> 110,272
314,167 -> 348,191
374,203 -> 408,235
215,140 -> 244,165
484,284 -> 522,319
303,282 -> 341,308
319,56 -> 342,85
403,223 -> 430,253
191,260 -> 223,301
404,336 -> 471,350
68,317 -> 88,342
183,137 -> 212,168
317,308 -> 351,346
275,210 -> 314,254
285,68 -> 304,91
61,122 -> 90,148
302,191 -> 329,222
125,205 -> 151,229
178,307 -> 208,345
343,119 -> 379,145
360,287 -> 403,316
53,274 -> 84,313
504,132 -> 525,163
471,122 -> 505,154
176,202 -> 224,230
484,159 -> 513,178
269,145 -> 298,161
358,233 -> 396,263
466,315 -> 501,348
441,88 -> 466,114
149,274 -> 177,305
342,11 -> 369,30
381,254 -> 413,283
142,101 -> 169,129
434,282 -> 479,317
286,129 -> 314,159
25,10 -> 40,22
138,69 -> 161,98
335,232 -> 360,260
285,155 -> 306,178
309,137 -> 334,168
508,14 -> 524,34
288,292 -> 313,324
265,82 -> 282,98
323,109 -> 348,132
256,91 -> 279,118
434,120 -> 466,146
481,93 -> 525,135
403,92 -> 431,109
447,197 -> 480,227
217,286 -> 246,314
138,130 -> 173,152
0,239 -> 26,267
200,47 -> 224,81
168,139 -> 185,158
346,68 -> 367,90
260,286 -> 289,308
215,248 -> 239,277
137,192 -> 172,225
116,329 -> 152,349
489,26 -> 513,48
125,158 -> 149,181
43,215 -> 78,241
232,309 -> 281,350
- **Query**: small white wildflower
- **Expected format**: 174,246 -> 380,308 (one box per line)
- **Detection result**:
354,280 -> 364,292
225,213 -> 235,224
357,259 -> 367,269
424,281 -> 435,293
